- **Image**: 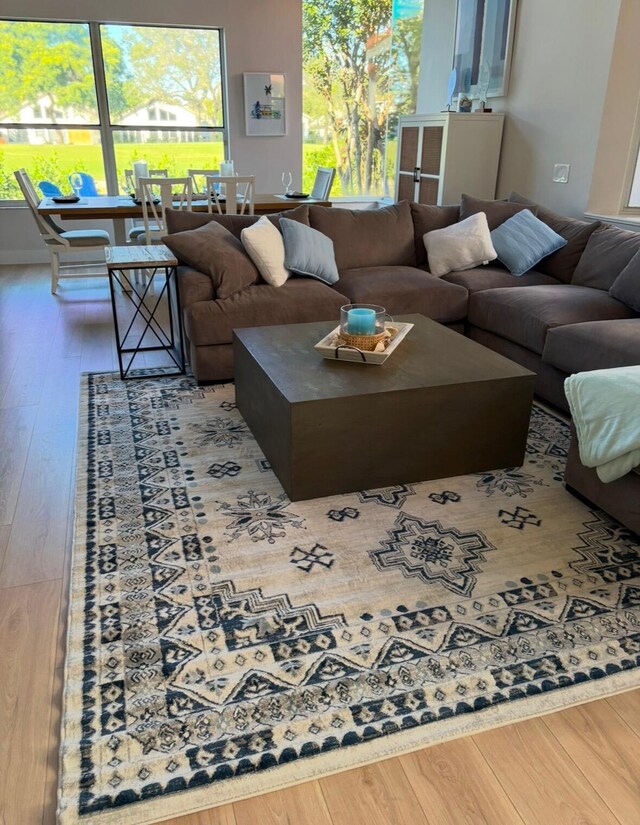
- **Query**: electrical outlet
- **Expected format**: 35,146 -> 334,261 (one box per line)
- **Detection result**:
553,163 -> 571,184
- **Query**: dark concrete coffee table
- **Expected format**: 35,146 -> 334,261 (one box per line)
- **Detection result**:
234,315 -> 535,501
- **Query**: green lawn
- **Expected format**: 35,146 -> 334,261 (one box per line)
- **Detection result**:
0,141 -> 350,199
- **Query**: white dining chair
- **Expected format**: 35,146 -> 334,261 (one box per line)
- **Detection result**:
311,166 -> 336,200
15,168 -> 110,294
124,168 -> 168,241
205,175 -> 255,215
188,168 -> 219,195
124,167 -> 168,194
137,176 -> 193,245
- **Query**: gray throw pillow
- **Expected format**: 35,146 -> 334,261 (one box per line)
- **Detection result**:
163,221 -> 260,299
507,192 -> 600,283
280,217 -> 339,285
491,209 -> 567,276
609,250 -> 640,312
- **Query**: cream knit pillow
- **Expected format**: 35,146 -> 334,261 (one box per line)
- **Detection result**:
241,216 -> 290,287
424,212 -> 497,277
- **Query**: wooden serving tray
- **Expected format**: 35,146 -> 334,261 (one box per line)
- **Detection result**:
314,322 -> 414,365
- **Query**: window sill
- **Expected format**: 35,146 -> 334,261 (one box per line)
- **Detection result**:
584,211 -> 640,229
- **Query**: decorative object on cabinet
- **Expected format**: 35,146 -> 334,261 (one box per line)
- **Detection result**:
395,112 -> 504,205
244,72 -> 286,136
445,68 -> 457,111
453,0 -> 518,100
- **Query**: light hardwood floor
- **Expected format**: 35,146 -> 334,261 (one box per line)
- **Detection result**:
0,264 -> 639,825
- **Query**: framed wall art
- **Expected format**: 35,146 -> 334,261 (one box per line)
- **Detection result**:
452,0 -> 518,100
244,72 -> 286,136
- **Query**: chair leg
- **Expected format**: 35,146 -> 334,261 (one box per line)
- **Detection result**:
50,250 -> 60,294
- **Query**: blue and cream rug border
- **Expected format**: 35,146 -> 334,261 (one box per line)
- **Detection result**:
58,373 -> 640,825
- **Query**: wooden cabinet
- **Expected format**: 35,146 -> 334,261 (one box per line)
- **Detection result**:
395,113 -> 504,205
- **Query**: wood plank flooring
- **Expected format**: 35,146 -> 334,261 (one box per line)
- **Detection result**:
0,264 -> 638,825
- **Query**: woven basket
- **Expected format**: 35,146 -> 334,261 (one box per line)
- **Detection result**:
338,329 -> 387,352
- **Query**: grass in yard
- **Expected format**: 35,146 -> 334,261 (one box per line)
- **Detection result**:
0,140 -> 397,199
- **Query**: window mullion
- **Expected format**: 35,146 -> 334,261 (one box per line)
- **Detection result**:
89,22 -> 118,196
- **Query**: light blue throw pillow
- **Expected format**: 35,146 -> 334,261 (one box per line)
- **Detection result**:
280,217 -> 339,285
490,208 -> 567,276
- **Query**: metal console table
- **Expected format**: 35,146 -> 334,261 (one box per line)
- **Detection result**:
105,245 -> 186,379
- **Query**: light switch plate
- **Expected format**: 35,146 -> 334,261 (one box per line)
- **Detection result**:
553,163 -> 571,183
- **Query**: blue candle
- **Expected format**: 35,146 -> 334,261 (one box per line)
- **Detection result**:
347,308 -> 376,335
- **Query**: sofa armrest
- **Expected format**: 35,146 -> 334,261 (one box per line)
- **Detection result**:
176,265 -> 215,308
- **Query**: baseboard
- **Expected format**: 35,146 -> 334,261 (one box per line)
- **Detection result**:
0,249 -> 49,265
0,251 -> 107,266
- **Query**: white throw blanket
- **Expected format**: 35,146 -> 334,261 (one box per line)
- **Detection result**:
564,366 -> 640,483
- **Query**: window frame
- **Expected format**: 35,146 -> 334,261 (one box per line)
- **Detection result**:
0,17 -> 230,203
620,98 -> 640,214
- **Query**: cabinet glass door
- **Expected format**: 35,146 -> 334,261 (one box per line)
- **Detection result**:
418,125 -> 443,204
397,126 -> 419,201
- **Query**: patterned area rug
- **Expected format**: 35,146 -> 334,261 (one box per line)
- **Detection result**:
59,373 -> 640,825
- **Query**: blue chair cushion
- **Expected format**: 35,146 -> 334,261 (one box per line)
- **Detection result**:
490,209 -> 567,276
38,180 -> 63,197
280,217 -> 339,285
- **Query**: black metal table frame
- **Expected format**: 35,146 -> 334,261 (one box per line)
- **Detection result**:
108,264 -> 186,379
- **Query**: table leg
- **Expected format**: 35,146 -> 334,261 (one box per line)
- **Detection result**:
112,217 -> 127,245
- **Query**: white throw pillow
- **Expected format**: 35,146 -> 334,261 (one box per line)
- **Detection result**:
424,212 -> 497,277
241,216 -> 290,286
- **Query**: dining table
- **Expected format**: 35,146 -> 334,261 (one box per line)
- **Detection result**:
37,194 -> 332,245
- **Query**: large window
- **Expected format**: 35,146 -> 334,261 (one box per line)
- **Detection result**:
0,20 -> 227,200
302,0 -> 424,198
628,148 -> 640,208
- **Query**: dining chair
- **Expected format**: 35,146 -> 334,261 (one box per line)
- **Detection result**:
137,176 -> 193,244
205,175 -> 255,216
69,172 -> 98,197
188,168 -> 219,195
311,166 -> 336,200
124,169 -> 168,241
124,168 -> 168,194
15,169 -> 110,294
38,180 -> 63,198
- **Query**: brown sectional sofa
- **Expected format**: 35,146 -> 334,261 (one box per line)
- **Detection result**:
165,193 -> 640,534
165,200 -> 468,382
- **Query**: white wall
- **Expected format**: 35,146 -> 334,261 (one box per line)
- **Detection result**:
492,0 -> 620,216
416,0 -> 621,217
416,0 -> 456,116
0,0 -> 302,264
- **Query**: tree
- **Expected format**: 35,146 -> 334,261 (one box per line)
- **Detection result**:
0,22 -> 124,124
118,27 -> 223,125
303,0 -> 392,195
391,13 -> 423,115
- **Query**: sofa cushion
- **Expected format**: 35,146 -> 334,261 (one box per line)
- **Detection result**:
460,193 -> 535,230
572,224 -> 640,290
410,202 -> 459,266
241,216 -> 290,287
442,266 -> 560,293
165,204 -> 310,239
507,192 -> 600,283
335,266 -> 468,322
424,213 -> 496,276
176,265 -> 215,308
491,209 -> 567,275
609,249 -> 640,312
468,285 -> 636,354
542,319 -> 640,374
280,217 -> 339,285
183,279 -> 348,347
308,201 -> 416,270
163,221 -> 260,299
